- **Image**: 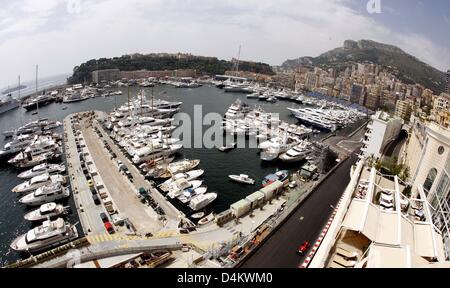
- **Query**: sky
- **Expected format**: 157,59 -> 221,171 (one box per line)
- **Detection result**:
0,0 -> 449,88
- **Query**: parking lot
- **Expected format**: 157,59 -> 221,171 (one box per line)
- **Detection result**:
79,114 -> 165,235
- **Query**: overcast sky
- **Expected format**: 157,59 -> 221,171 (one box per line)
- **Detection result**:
0,0 -> 449,88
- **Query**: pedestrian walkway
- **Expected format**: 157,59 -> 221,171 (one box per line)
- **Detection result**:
86,229 -> 179,244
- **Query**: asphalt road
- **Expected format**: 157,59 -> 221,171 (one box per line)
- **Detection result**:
240,153 -> 359,268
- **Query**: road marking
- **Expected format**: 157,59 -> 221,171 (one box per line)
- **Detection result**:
299,216 -> 304,221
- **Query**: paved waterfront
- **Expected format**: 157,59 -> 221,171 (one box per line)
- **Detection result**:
64,115 -> 106,235
240,153 -> 359,268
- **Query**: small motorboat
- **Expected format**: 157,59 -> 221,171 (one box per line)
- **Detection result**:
229,174 -> 255,185
191,212 -> 205,219
218,142 -> 237,152
198,213 -> 215,226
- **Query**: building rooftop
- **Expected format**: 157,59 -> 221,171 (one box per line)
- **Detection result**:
318,164 -> 447,268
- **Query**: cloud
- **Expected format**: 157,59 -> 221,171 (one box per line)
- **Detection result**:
0,0 -> 448,88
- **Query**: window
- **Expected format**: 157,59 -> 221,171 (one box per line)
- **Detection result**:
424,168 -> 438,194
436,173 -> 450,200
438,146 -> 445,155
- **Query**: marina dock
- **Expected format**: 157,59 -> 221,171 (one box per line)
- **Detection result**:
64,111 -> 189,237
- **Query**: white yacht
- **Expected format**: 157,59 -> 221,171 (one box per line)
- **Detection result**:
10,218 -> 78,253
159,169 -> 204,191
19,183 -> 70,206
259,135 -> 296,161
132,143 -> 183,164
18,163 -> 66,179
24,202 -> 69,222
288,107 -> 338,132
63,91 -> 88,103
218,142 -> 237,152
12,173 -> 65,194
279,142 -> 310,163
224,99 -> 251,120
3,119 -> 61,138
229,174 -> 255,185
167,159 -> 200,175
23,136 -> 61,157
178,187 -> 208,204
224,82 -> 252,93
8,149 -> 61,168
0,134 -> 32,157
189,193 -> 218,211
167,180 -> 203,199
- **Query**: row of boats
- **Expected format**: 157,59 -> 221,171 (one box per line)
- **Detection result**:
217,80 -> 367,131
288,106 -> 365,132
222,100 -> 316,162
102,94 -> 219,212
9,163 -> 76,253
156,160 -> 217,212
0,118 -> 77,253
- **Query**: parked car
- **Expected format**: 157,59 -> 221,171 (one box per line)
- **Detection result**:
100,212 -> 109,223
289,181 -> 298,189
104,221 -> 115,234
92,194 -> 101,205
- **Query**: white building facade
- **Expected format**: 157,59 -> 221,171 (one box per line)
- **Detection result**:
361,111 -> 403,160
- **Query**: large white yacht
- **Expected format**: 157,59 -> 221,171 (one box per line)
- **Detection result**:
0,134 -> 33,157
8,149 -> 62,168
159,169 -> 204,191
224,99 -> 251,120
18,163 -> 66,179
19,183 -> 70,206
23,136 -> 61,157
3,119 -> 62,138
279,141 -> 310,163
12,151 -> 60,168
177,187 -> 208,204
167,159 -> 200,175
288,107 -> 338,132
167,180 -> 203,199
10,218 -> 78,253
24,202 -> 69,222
189,193 -> 218,211
12,173 -> 65,194
132,143 -> 183,164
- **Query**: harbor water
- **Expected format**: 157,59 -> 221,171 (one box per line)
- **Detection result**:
0,84 -> 365,266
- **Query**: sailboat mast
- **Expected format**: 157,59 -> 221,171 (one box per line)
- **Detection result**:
127,85 -> 130,112
236,45 -> 241,75
140,88 -> 143,116
18,75 -> 23,125
35,65 -> 39,118
151,86 -> 154,117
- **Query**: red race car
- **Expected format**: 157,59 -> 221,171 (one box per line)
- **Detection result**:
297,241 -> 311,255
